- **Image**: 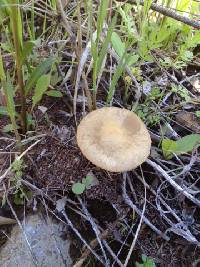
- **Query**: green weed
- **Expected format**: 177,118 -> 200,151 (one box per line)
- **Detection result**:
135,87 -> 163,126
9,158 -> 32,205
162,134 -> 200,160
136,254 -> 156,267
72,175 -> 94,195
0,0 -> 61,143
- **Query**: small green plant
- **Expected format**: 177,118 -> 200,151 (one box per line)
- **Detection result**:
89,0 -> 117,108
111,32 -> 139,67
72,175 -> 94,195
136,105 -> 161,126
136,254 -> 156,267
135,87 -> 163,126
195,111 -> 200,118
9,158 -> 32,205
162,134 -> 200,160
0,1 -> 61,142
117,0 -> 200,66
171,83 -> 190,102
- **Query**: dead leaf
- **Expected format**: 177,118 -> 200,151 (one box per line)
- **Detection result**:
0,216 -> 16,225
56,197 -> 67,213
176,111 -> 200,134
86,171 -> 99,187
191,76 -> 200,93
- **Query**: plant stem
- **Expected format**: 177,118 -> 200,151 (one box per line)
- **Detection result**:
11,0 -> 27,134
0,51 -> 21,149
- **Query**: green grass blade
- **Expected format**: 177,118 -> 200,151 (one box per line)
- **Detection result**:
21,40 -> 36,64
106,55 -> 128,105
111,31 -> 125,58
31,0 -> 35,40
17,3 -> 23,50
32,74 -> 51,109
91,0 -> 110,91
0,0 -> 10,22
0,50 -> 6,81
97,15 -> 117,75
2,73 -> 20,141
96,0 -> 109,45
4,74 -> 16,123
24,57 -> 54,96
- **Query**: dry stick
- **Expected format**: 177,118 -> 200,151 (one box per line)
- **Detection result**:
33,195 -> 105,266
61,209 -> 104,266
56,64 -> 73,101
128,0 -> 200,29
123,170 -> 146,267
77,4 -> 86,115
78,198 -> 109,266
6,197 -> 39,267
56,0 -> 93,116
111,219 -> 135,267
122,172 -> 170,241
73,225 -> 117,267
133,170 -> 182,224
37,200 -> 91,267
151,52 -> 196,99
173,152 -> 197,179
50,197 -> 125,267
155,184 -> 200,245
73,237 -> 107,267
56,0 -> 74,37
146,159 -> 200,207
73,43 -> 94,119
102,240 -> 124,267
0,139 -> 42,183
79,203 -> 124,267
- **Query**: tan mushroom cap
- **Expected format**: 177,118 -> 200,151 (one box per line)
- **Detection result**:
77,107 -> 151,172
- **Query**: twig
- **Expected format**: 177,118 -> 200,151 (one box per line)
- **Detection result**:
73,222 -> 119,267
122,172 -> 170,241
56,0 -> 74,37
172,152 -> 197,178
6,197 -> 39,267
61,209 -> 104,265
78,198 -> 109,266
102,240 -> 124,267
0,139 -> 42,183
123,170 -> 145,267
111,220 -> 134,267
146,159 -> 200,207
128,0 -> 200,29
73,41 -> 94,119
133,170 -> 182,223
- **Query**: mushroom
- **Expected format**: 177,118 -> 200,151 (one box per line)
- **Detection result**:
77,107 -> 151,172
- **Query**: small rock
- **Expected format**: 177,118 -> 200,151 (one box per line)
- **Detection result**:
0,213 -> 72,267
86,171 -> 99,188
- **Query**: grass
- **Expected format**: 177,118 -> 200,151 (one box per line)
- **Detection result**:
0,0 -> 199,138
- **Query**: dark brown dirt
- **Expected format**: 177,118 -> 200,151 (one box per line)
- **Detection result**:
26,133 -> 121,203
